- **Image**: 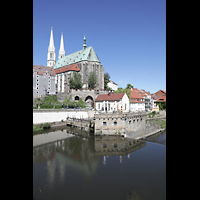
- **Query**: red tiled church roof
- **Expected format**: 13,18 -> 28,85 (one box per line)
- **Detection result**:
54,63 -> 80,74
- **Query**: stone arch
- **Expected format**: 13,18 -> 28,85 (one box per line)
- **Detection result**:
85,95 -> 94,107
74,96 -> 79,101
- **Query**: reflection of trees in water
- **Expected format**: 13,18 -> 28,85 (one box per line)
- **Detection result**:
126,188 -> 141,200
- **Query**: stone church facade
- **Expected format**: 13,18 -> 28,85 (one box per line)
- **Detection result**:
47,28 -> 106,103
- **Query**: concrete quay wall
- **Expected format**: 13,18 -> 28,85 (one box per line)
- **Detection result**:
33,109 -> 95,124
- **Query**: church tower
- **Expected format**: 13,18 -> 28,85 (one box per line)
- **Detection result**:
47,27 -> 56,67
58,32 -> 65,59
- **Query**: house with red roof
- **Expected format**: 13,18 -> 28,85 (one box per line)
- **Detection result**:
130,89 -> 145,112
95,92 -> 129,112
154,90 -> 166,97
154,90 -> 166,111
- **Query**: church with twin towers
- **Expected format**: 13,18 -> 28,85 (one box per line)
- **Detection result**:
47,27 -> 104,94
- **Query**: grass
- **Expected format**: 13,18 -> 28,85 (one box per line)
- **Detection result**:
33,124 -> 43,133
154,119 -> 166,129
33,123 -> 51,135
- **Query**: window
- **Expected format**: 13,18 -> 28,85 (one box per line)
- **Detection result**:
103,122 -> 107,126
98,104 -> 100,110
114,121 -> 117,125
50,53 -> 52,58
125,104 -> 126,110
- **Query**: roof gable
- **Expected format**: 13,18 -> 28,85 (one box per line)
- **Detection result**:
130,90 -> 144,99
95,93 -> 125,101
54,46 -> 100,69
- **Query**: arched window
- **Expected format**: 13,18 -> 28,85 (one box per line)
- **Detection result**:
75,96 -> 79,101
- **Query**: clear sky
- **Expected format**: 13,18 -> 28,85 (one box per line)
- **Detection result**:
33,0 -> 166,93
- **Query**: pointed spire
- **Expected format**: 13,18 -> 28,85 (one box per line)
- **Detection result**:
83,34 -> 87,50
47,27 -> 56,67
48,27 -> 55,51
59,32 -> 65,59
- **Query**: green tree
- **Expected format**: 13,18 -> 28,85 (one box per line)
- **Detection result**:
114,87 -> 131,103
88,72 -> 97,89
126,83 -> 134,89
104,72 -> 110,90
69,72 -> 83,89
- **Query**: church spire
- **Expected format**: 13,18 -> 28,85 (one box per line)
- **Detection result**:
83,34 -> 87,50
59,32 -> 65,59
47,27 -> 56,67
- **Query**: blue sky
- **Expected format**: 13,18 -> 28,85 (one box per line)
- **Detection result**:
33,0 -> 166,93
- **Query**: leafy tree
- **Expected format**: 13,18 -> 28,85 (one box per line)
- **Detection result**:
104,72 -> 110,90
114,87 -> 131,103
88,72 -> 97,89
69,72 -> 83,89
126,83 -> 134,89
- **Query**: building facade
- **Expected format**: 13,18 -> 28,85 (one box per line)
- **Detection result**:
130,89 -> 145,112
33,65 -> 56,98
107,80 -> 118,91
46,28 -> 104,94
95,93 -> 130,113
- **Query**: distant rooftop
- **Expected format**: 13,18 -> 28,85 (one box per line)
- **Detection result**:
33,65 -> 55,76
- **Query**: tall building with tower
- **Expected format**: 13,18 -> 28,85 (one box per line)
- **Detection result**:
47,27 -> 104,94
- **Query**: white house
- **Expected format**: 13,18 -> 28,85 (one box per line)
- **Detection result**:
107,80 -> 118,91
95,93 -> 129,113
130,89 -> 145,112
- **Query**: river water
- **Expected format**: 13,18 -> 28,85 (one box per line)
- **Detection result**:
33,128 -> 166,200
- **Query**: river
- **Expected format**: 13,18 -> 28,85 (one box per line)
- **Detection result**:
33,128 -> 166,200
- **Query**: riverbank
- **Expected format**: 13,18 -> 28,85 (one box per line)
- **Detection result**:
33,109 -> 95,124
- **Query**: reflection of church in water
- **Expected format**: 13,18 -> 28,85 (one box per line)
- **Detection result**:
33,130 -> 146,183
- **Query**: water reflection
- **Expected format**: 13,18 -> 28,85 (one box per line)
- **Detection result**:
94,135 -> 145,165
33,129 -> 166,200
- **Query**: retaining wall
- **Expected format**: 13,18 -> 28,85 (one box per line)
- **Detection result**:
33,109 -> 95,124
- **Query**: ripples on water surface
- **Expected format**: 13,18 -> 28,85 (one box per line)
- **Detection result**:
33,129 -> 166,200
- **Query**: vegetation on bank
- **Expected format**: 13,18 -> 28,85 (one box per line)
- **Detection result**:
156,101 -> 166,111
33,94 -> 86,109
33,123 -> 51,134
146,111 -> 156,118
154,119 -> 166,129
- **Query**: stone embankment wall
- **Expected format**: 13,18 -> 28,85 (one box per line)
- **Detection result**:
94,112 -> 146,138
33,109 -> 95,124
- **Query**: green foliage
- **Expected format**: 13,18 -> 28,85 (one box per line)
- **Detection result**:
43,95 -> 57,103
88,72 -> 97,89
104,72 -> 110,90
156,101 -> 166,110
33,123 -> 51,134
42,123 -> 51,129
146,111 -> 156,118
126,83 -> 134,89
114,87 -> 131,103
154,119 -> 166,129
69,72 -> 83,89
40,103 -> 53,109
63,97 -> 86,108
33,124 -> 43,133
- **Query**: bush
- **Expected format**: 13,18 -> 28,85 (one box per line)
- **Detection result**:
33,124 -> 43,133
42,123 -> 51,129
